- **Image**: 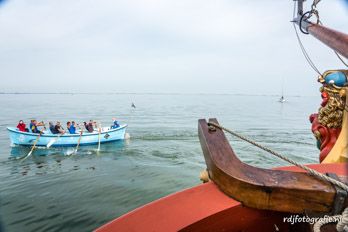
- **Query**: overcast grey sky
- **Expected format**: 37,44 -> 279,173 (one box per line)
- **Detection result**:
0,0 -> 347,95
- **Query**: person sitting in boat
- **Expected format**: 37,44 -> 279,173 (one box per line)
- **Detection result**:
84,121 -> 94,133
110,118 -> 120,129
17,120 -> 28,132
71,121 -> 78,134
93,120 -> 98,130
67,121 -> 71,133
55,121 -> 65,134
49,121 -> 59,134
30,120 -> 45,134
67,121 -> 77,134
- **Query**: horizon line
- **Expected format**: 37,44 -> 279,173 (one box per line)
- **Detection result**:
0,92 -> 318,97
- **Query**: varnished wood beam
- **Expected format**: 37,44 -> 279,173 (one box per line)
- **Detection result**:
299,20 -> 348,59
198,118 -> 339,213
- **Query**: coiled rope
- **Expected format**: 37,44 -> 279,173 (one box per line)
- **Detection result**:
337,208 -> 348,232
313,208 -> 348,232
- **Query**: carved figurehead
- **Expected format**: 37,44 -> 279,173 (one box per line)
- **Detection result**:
309,70 -> 347,163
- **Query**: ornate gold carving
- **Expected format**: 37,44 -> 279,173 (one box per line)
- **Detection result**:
313,130 -> 321,140
318,86 -> 346,128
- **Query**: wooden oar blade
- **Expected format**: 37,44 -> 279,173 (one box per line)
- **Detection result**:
21,133 -> 42,161
97,125 -> 101,152
21,151 -> 33,161
47,133 -> 65,148
46,138 -> 57,148
73,129 -> 84,155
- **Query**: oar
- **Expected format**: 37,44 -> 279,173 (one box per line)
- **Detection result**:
21,132 -> 42,161
46,133 -> 64,148
74,128 -> 84,154
97,124 -> 101,152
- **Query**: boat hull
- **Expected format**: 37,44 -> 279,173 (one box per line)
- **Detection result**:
95,163 -> 346,232
7,125 -> 127,147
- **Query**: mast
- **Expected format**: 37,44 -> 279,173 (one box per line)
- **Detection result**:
294,0 -> 348,59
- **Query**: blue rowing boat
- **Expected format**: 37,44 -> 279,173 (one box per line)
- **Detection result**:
7,125 -> 127,147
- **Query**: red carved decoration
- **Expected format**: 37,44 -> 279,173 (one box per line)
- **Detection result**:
309,113 -> 341,162
321,91 -> 329,107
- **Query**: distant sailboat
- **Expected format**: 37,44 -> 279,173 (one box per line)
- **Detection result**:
279,95 -> 285,103
279,78 -> 286,103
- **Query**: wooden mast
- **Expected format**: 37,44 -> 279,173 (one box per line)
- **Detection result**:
294,0 -> 348,59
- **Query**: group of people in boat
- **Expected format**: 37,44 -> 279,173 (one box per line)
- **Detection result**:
16,118 -> 120,134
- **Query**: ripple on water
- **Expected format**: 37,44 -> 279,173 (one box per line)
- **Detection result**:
0,94 -> 321,231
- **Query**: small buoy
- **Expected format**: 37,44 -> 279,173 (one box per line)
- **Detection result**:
124,133 -> 130,140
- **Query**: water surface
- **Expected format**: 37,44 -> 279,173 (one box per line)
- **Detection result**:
0,93 -> 320,231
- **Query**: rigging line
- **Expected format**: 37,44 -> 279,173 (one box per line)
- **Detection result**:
312,0 -> 321,6
315,18 -> 348,68
334,50 -> 348,68
293,23 -> 322,75
292,2 -> 321,75
305,0 -> 347,68
311,0 -> 321,11
292,2 -> 322,76
310,0 -> 347,69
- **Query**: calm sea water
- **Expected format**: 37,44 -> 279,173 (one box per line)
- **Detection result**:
0,93 -> 320,232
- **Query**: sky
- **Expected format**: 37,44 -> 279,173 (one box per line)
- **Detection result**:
0,0 -> 347,95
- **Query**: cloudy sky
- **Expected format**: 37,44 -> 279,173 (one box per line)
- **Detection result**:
0,0 -> 347,95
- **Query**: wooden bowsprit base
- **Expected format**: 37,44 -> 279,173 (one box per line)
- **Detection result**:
198,118 -> 347,214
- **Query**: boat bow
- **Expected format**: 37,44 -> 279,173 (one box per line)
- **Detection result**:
322,90 -> 348,163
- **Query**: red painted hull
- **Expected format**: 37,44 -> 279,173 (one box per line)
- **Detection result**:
96,163 -> 347,232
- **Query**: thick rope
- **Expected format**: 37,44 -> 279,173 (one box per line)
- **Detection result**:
313,207 -> 348,232
337,208 -> 348,232
208,122 -> 348,192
